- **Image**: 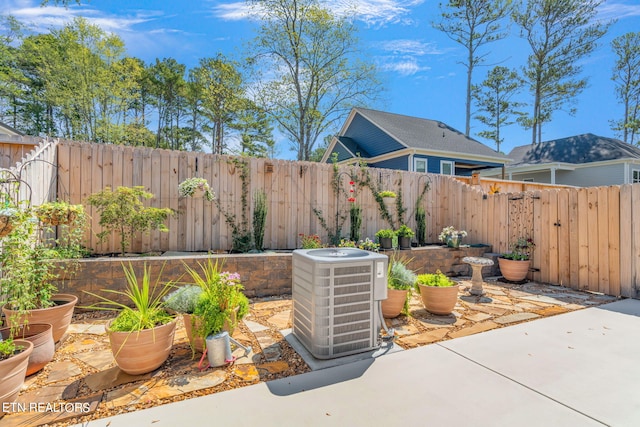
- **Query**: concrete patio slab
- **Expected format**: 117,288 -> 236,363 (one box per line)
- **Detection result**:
81,299 -> 640,427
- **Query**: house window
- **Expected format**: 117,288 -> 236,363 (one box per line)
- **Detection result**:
633,169 -> 640,183
414,158 -> 427,173
440,160 -> 454,175
523,178 -> 534,182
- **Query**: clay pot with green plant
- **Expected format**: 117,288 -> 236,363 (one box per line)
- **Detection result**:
381,256 -> 417,318
0,338 -> 33,410
1,209 -> 78,342
179,259 -> 250,354
375,229 -> 396,250
84,263 -> 177,375
415,270 -> 459,315
86,186 -> 174,255
499,237 -> 535,282
0,323 -> 54,376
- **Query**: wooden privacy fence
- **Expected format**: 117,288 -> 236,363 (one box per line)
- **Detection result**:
38,141 -> 640,299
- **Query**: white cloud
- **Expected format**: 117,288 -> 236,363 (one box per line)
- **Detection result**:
378,39 -> 444,56
210,0 -> 424,25
598,1 -> 640,20
378,55 -> 429,76
0,1 -> 162,34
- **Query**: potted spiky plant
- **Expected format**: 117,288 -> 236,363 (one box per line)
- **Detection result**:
84,263 -> 177,375
381,256 -> 416,318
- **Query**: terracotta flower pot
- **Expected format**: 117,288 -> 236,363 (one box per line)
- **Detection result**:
498,257 -> 530,282
2,294 -> 78,343
0,323 -> 55,376
0,339 -> 33,409
418,284 -> 460,315
381,289 -> 409,318
107,319 -> 177,375
183,309 -> 238,353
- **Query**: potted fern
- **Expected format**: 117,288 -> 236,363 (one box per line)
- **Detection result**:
84,263 -> 177,375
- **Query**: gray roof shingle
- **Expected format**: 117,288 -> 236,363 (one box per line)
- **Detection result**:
355,108 -> 507,159
507,134 -> 640,165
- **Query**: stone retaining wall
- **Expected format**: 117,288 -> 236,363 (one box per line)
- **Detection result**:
55,245 -> 495,308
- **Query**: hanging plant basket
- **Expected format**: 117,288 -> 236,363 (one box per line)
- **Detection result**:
0,215 -> 14,237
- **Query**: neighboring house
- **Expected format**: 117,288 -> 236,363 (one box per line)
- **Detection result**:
0,121 -> 24,137
481,133 -> 640,186
321,108 -> 508,175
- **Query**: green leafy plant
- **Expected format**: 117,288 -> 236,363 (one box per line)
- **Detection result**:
358,238 -> 379,252
253,189 -> 268,251
0,337 -> 17,361
178,177 -> 215,201
388,255 -> 417,314
415,206 -> 427,246
375,229 -> 396,239
378,190 -> 397,198
502,237 -> 535,261
164,285 -> 203,314
338,239 -> 357,248
84,263 -> 175,332
34,201 -> 83,226
396,224 -> 415,238
214,159 -> 253,253
37,201 -> 89,260
0,209 -> 58,311
299,233 -> 322,249
349,203 -> 362,242
415,270 -> 456,289
86,186 -> 174,255
183,259 -> 249,340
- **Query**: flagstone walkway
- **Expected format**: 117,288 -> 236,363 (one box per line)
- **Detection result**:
0,277 -> 617,426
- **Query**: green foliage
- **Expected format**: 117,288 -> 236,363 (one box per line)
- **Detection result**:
252,189 -> 268,251
248,0 -> 380,160
472,66 -> 525,152
375,229 -> 396,239
611,32 -> 640,145
85,263 -> 175,332
299,233 -> 323,249
183,259 -> 250,339
214,158 -> 254,252
388,257 -> 417,291
433,0 -> 512,136
513,0 -> 611,144
86,186 -> 173,255
502,237 -> 535,260
338,239 -> 357,248
358,238 -> 379,252
396,224 -> 414,238
0,338 -> 17,361
415,206 -> 427,246
416,271 -> 455,289
178,178 -> 215,201
378,190 -> 396,198
0,209 -> 58,311
349,204 -> 362,242
36,201 -> 89,260
312,154 -> 350,246
164,285 -> 203,314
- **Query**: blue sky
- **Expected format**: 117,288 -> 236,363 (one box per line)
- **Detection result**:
3,0 -> 640,158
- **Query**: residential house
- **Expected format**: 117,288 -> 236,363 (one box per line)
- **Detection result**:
481,134 -> 640,186
321,108 -> 509,175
